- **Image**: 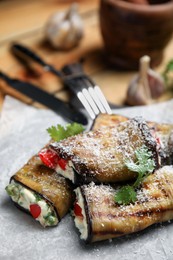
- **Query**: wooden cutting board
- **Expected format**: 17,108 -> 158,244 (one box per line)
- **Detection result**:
0,0 -> 173,111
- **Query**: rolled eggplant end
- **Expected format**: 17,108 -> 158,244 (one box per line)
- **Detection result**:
39,147 -> 76,183
73,187 -> 89,241
6,179 -> 59,227
55,161 -> 77,184
137,118 -> 161,168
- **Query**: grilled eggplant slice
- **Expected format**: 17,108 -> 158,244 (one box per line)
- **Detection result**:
92,113 -> 173,165
6,154 -> 73,227
91,113 -> 128,130
74,166 -> 173,243
42,117 -> 159,184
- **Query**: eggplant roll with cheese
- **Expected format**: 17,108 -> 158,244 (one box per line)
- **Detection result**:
74,166 -> 173,243
5,154 -> 73,227
39,117 -> 160,184
92,113 -> 173,165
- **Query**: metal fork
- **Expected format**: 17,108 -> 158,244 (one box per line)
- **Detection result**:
62,63 -> 112,119
11,44 -> 112,120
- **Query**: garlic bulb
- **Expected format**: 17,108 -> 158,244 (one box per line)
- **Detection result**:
45,4 -> 83,50
126,55 -> 165,106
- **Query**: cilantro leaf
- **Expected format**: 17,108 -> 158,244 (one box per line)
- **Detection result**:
115,145 -> 155,205
126,145 -> 155,176
66,123 -> 84,137
133,171 -> 144,189
47,122 -> 84,142
115,185 -> 137,205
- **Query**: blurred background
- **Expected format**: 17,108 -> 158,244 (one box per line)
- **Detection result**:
0,0 -> 173,111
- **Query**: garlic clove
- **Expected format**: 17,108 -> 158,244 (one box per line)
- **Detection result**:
126,55 -> 165,106
148,69 -> 165,98
45,4 -> 83,50
126,75 -> 151,106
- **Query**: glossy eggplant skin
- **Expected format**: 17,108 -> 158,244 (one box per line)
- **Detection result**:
10,154 -> 74,221
79,166 -> 173,243
50,118 -> 159,184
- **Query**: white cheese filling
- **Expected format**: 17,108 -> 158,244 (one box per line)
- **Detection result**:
55,160 -> 75,183
74,188 -> 88,240
6,180 -> 59,227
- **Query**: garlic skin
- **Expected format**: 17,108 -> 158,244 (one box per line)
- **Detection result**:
147,69 -> 165,98
126,56 -> 165,106
45,4 -> 83,50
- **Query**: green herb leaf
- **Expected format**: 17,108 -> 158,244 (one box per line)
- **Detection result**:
47,122 -> 84,141
126,145 -> 155,176
115,145 -> 155,205
115,185 -> 137,205
34,193 -> 42,202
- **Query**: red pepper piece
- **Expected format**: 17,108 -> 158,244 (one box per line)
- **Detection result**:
30,204 -> 41,219
58,158 -> 67,170
74,202 -> 83,218
39,148 -> 59,169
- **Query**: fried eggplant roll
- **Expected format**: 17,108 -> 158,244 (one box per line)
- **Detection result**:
5,154 -> 74,227
74,166 -> 173,243
39,117 -> 160,184
92,113 -> 173,164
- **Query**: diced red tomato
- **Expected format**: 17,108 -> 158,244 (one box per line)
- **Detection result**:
39,149 -> 59,169
30,204 -> 41,219
74,202 -> 83,218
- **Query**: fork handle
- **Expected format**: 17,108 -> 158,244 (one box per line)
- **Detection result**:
62,62 -> 83,75
62,63 -> 88,94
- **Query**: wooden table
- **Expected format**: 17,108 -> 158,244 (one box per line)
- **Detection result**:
0,0 -> 173,112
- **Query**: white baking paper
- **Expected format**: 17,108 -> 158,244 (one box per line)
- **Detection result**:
1,96 -> 173,260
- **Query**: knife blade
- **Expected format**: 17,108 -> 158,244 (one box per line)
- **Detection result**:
0,71 -> 88,125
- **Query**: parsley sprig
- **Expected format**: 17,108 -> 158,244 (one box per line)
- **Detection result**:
115,145 -> 155,206
47,122 -> 84,142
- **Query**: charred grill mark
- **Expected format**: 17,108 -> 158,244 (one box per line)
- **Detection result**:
90,197 -> 173,220
142,180 -> 169,201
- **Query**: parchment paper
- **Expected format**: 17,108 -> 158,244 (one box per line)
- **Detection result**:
1,96 -> 173,260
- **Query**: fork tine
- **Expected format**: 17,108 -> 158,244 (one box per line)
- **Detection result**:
94,86 -> 112,114
77,92 -> 96,119
82,88 -> 100,115
62,62 -> 112,119
82,77 -> 107,113
86,77 -> 112,114
88,86 -> 106,113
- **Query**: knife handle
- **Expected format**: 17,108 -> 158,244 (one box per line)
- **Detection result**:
12,43 -> 47,66
11,43 -> 62,77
